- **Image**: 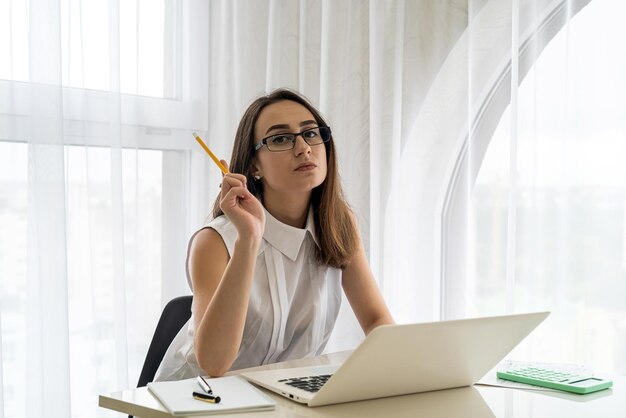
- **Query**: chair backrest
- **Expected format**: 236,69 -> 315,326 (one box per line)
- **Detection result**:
136,295 -> 193,387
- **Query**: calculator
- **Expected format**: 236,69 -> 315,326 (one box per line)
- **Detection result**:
497,367 -> 613,394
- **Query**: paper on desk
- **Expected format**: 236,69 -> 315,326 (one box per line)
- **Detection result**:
148,375 -> 275,416
476,360 -> 593,392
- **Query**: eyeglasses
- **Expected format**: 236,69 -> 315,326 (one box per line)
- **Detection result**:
254,126 -> 332,152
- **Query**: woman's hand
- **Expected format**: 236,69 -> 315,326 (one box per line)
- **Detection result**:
219,160 -> 265,242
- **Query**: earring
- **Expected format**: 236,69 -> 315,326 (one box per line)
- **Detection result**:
253,175 -> 262,181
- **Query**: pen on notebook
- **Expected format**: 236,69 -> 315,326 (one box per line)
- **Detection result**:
194,375 -> 221,403
192,132 -> 229,174
192,391 -> 221,404
197,375 -> 212,394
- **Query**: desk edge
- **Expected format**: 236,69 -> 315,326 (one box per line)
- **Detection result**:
99,393 -> 172,418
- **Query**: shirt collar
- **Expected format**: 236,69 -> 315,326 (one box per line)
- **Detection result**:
263,206 -> 320,261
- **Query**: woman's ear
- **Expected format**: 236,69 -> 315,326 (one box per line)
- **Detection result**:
251,170 -> 263,181
250,161 -> 262,179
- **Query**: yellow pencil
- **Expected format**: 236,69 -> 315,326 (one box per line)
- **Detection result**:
192,132 -> 229,174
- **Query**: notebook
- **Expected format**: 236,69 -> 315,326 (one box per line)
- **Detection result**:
147,375 -> 275,416
241,311 -> 549,407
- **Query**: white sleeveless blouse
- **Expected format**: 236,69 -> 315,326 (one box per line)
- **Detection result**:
154,207 -> 342,381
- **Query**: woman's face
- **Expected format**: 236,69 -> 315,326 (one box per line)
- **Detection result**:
252,100 -> 328,195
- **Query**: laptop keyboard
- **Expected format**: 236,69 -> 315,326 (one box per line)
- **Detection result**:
278,374 -> 333,393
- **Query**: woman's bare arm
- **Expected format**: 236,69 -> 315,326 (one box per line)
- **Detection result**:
342,225 -> 394,334
192,163 -> 265,376
190,228 -> 260,376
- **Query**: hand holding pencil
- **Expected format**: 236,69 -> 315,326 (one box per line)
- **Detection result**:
193,132 -> 265,240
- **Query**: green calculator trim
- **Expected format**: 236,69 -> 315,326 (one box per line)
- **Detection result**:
496,367 -> 613,394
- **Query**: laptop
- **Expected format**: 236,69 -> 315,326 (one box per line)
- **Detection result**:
241,311 -> 549,407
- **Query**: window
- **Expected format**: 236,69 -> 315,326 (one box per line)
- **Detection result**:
468,0 -> 626,373
0,0 -> 207,413
0,143 -> 164,416
1,0 -> 176,98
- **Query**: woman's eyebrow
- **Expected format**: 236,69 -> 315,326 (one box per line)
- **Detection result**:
265,124 -> 290,134
265,120 -> 318,134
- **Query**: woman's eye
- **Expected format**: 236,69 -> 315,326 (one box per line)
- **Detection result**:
271,135 -> 290,144
303,130 -> 319,138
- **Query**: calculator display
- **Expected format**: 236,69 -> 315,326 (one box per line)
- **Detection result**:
570,378 -> 603,387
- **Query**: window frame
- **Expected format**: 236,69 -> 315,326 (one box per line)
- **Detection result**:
0,0 -> 208,151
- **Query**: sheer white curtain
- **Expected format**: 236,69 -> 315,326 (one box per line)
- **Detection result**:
466,0 -> 626,372
3,0 -> 624,417
1,0 -> 210,417
428,0 -> 626,374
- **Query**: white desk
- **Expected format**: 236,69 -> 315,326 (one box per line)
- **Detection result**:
99,351 -> 626,417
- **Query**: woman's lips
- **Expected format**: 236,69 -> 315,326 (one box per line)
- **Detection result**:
295,163 -> 316,171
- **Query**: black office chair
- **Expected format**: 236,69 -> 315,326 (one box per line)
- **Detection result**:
136,295 -> 193,388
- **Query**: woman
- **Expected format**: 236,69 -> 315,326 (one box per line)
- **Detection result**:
156,89 -> 394,381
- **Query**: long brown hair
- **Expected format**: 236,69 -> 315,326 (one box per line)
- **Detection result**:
212,88 -> 358,268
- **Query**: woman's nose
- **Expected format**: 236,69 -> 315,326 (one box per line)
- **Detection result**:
293,135 -> 311,156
